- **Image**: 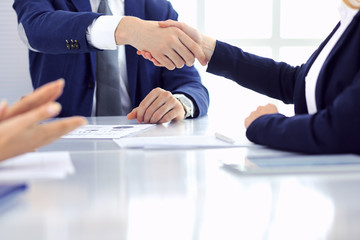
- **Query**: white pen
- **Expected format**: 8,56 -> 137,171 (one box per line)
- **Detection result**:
215,132 -> 236,144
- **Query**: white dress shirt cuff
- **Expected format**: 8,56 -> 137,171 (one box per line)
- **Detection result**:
87,15 -> 123,50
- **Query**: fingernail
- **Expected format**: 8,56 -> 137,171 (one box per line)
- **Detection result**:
0,100 -> 7,115
47,102 -> 62,115
79,117 -> 88,125
56,78 -> 65,87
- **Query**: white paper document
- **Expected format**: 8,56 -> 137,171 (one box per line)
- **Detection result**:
0,152 -> 75,180
113,135 -> 252,149
221,154 -> 360,175
62,124 -> 154,139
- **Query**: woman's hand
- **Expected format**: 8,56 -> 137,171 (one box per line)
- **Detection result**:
245,104 -> 278,129
0,79 -> 87,162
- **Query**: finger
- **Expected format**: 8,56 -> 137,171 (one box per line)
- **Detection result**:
158,109 -> 181,124
244,116 -> 251,129
6,79 -> 65,118
0,101 -> 8,121
158,20 -> 179,28
127,108 -> 138,120
150,96 -> 183,123
151,58 -> 163,67
0,102 -> 63,141
138,50 -> 164,66
162,48 -> 185,69
159,21 -> 208,66
136,89 -> 161,123
152,53 -> 176,70
143,90 -> 173,123
32,117 -> 87,148
173,38 -> 195,67
143,51 -> 152,59
148,103 -> 169,123
19,102 -> 63,129
178,33 -> 207,66
143,52 -> 163,66
138,50 -> 152,61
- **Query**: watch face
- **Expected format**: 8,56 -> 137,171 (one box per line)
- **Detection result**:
174,95 -> 193,118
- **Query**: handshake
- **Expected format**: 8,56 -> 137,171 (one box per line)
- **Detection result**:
115,17 -> 216,70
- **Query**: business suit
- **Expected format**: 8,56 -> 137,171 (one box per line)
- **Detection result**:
13,0 -> 209,118
207,12 -> 360,154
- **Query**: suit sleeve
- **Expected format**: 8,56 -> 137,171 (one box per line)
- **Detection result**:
208,41 -> 360,154
146,0 -> 209,117
207,41 -> 304,104
247,72 -> 360,154
13,0 -> 101,54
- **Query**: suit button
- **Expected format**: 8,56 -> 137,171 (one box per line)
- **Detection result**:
88,82 -> 95,89
74,40 -> 80,49
66,40 -> 71,50
70,40 -> 75,49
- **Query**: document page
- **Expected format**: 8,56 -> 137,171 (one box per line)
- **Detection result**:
62,124 -> 155,139
113,135 -> 253,149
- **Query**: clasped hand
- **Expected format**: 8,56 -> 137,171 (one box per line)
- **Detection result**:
116,17 -> 209,70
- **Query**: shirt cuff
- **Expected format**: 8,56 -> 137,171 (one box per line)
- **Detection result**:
87,15 -> 123,50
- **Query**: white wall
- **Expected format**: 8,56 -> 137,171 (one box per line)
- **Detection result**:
0,0 -> 32,104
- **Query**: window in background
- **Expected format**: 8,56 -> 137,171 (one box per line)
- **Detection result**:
169,0 -> 340,120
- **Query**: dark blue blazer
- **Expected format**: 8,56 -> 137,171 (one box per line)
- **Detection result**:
13,0 -> 209,118
208,12 -> 360,154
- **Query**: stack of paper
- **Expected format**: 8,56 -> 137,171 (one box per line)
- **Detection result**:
0,152 -> 74,181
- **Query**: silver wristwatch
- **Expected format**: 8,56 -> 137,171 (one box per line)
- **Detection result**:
173,94 -> 194,118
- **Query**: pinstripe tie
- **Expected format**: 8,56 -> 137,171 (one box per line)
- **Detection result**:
96,0 -> 122,116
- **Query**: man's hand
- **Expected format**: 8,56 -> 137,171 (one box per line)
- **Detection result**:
115,17 -> 207,71
137,20 -> 216,68
244,104 -> 278,129
127,88 -> 185,124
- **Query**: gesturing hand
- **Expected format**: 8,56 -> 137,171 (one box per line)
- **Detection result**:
0,79 -> 87,162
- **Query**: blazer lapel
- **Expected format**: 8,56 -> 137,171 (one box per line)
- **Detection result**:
315,12 -> 360,109
294,22 -> 340,114
125,0 -> 145,107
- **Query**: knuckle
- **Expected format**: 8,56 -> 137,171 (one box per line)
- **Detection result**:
162,90 -> 172,98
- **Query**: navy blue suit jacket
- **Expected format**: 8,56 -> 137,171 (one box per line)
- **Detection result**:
13,0 -> 209,118
208,12 -> 360,154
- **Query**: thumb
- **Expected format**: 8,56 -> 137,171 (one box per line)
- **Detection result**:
127,108 -> 138,120
158,20 -> 179,28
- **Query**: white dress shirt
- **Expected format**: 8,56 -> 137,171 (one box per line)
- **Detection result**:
87,0 -> 132,116
305,1 -> 359,114
87,0 -> 194,118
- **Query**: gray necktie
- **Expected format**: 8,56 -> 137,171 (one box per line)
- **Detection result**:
96,0 -> 122,116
